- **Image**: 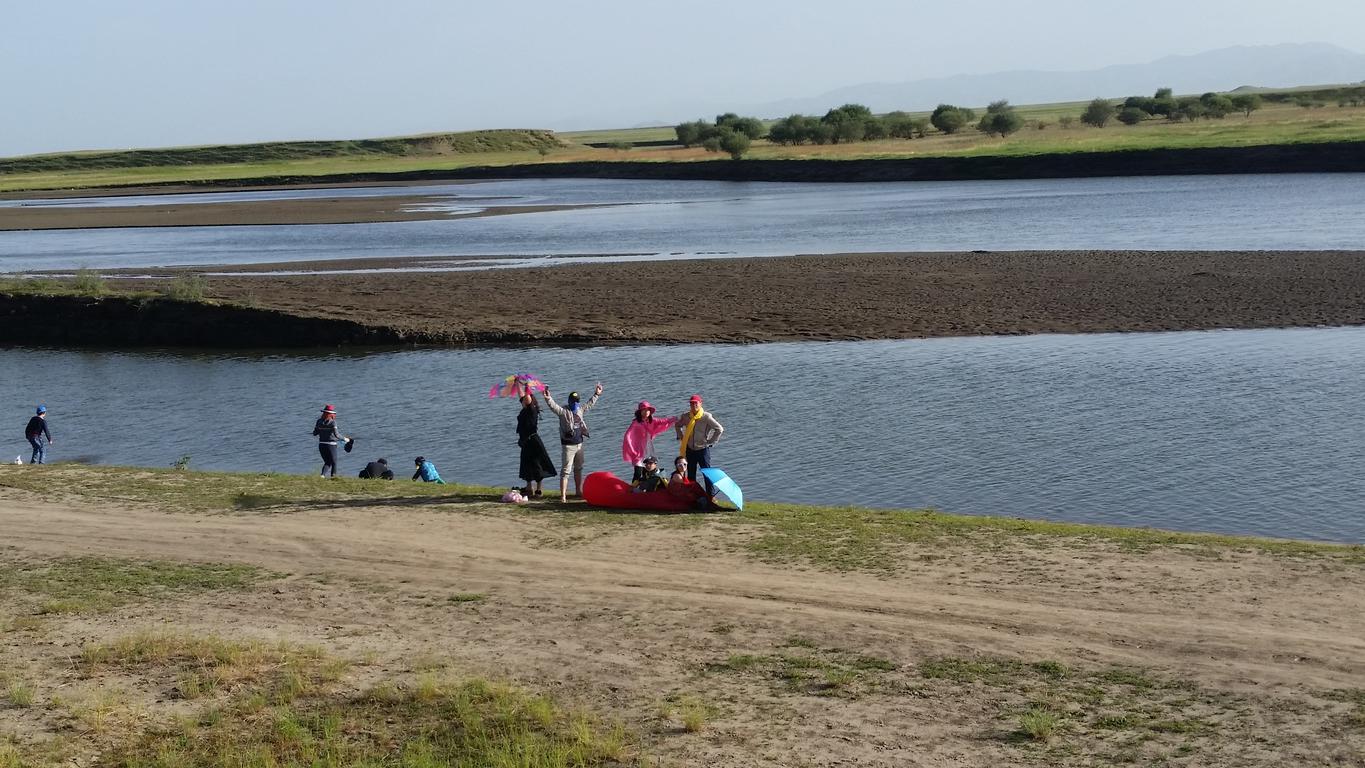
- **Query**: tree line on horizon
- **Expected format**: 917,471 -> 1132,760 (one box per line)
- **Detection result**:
673,83 -> 1365,158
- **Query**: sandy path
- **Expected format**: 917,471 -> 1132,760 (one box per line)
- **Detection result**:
3,492 -> 1363,765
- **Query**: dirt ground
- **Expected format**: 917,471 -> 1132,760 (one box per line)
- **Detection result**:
183,250 -> 1365,343
2,488 -> 1363,766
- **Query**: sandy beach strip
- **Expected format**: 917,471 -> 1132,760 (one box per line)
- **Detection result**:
0,196 -> 594,230
172,250 -> 1365,343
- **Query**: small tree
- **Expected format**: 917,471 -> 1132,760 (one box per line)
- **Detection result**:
675,120 -> 713,148
1117,107 -> 1145,126
718,130 -> 751,160
1154,87 -> 1174,100
930,104 -> 970,134
1150,96 -> 1177,118
716,113 -> 764,139
976,100 -> 1023,137
1230,93 -> 1262,118
822,103 -> 875,144
1170,97 -> 1205,122
1199,93 -> 1234,119
1080,98 -> 1116,127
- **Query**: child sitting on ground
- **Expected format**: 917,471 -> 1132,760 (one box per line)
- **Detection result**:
412,456 -> 446,484
632,456 -> 666,493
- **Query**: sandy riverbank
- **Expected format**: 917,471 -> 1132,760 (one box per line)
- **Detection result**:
0,193 -> 593,230
182,250 -> 1365,343
1,465 -> 1362,766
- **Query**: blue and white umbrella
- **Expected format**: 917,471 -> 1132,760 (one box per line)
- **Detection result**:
700,467 -> 744,511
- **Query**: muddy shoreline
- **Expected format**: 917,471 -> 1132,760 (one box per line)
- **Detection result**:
4,250 -> 1364,347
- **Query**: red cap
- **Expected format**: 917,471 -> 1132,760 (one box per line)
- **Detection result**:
321,404 -> 337,414
689,394 -> 703,404
637,400 -> 654,412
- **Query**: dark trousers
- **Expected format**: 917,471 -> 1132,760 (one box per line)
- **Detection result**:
686,446 -> 712,496
318,443 -> 339,477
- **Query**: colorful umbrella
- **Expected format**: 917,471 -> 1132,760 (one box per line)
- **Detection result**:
488,373 -> 546,399
700,467 -> 744,511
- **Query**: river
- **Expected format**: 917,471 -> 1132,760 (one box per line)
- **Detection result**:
2,174 -> 1364,271
3,326 -> 1362,543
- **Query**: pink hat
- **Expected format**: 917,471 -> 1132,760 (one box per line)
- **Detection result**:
321,404 -> 337,414
637,400 -> 654,412
689,394 -> 703,404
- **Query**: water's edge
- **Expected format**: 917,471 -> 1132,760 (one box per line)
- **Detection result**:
7,141 -> 1364,195
6,292 -> 1365,349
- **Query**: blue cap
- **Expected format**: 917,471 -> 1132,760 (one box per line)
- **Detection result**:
36,405 -> 46,414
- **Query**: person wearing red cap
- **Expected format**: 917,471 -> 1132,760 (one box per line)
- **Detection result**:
312,404 -> 349,478
622,400 -> 678,485
674,394 -> 724,495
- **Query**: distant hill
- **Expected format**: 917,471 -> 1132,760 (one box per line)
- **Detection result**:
747,43 -> 1365,117
0,129 -> 563,172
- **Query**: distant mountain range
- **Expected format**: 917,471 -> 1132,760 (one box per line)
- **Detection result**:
743,43 -> 1365,118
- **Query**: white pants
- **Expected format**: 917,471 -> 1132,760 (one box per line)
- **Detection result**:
560,443 -> 585,480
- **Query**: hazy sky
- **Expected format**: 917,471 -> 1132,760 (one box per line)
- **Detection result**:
5,0 -> 1364,156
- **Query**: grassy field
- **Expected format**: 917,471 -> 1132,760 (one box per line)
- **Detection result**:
2,88 -> 1364,194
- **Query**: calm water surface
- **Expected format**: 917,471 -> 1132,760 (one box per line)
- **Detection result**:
3,326 -> 1362,543
2,174 -> 1364,271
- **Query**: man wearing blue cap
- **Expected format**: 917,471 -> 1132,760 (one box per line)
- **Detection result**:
25,405 -> 53,464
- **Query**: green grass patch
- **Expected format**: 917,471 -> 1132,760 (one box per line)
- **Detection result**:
447,592 -> 486,604
73,631 -> 638,767
0,554 -> 267,615
4,465 -> 1360,577
1017,708 -> 1060,741
0,463 -> 501,514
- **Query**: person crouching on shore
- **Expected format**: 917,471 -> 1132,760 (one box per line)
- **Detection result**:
412,456 -> 446,484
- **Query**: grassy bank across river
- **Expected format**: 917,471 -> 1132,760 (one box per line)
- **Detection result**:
1,464 -> 1362,766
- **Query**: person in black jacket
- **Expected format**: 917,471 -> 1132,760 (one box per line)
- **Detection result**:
25,405 -> 53,465
312,404 -> 349,478
358,458 -> 394,480
516,393 -> 555,497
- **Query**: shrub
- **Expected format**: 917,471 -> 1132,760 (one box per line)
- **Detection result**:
606,141 -> 632,151
1058,115 -> 1075,129
72,269 -> 105,296
930,104 -> 971,134
976,100 -> 1023,137
165,274 -> 207,302
1080,98 -> 1116,127
1230,93 -> 1262,117
1117,107 -> 1146,126
1019,709 -> 1059,741
718,130 -> 751,160
822,103 -> 876,144
716,113 -> 764,140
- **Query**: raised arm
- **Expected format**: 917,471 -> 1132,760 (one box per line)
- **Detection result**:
542,391 -> 566,417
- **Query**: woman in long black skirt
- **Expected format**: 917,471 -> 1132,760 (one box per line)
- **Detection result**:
517,393 -> 556,497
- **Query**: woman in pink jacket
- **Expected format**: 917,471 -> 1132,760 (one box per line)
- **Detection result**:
622,401 -> 678,485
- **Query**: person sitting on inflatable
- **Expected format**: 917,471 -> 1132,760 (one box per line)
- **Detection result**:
667,456 -> 707,505
632,456 -> 666,493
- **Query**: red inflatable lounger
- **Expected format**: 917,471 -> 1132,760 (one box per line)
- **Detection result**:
582,471 -> 697,512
